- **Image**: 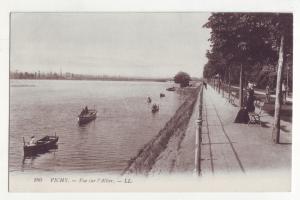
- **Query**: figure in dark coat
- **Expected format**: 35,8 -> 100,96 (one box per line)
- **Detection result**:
234,90 -> 255,124
203,81 -> 207,89
246,89 -> 255,112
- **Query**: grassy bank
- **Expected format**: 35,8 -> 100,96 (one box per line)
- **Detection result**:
122,86 -> 200,175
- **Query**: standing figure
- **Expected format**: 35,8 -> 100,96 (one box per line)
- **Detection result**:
282,80 -> 287,104
247,81 -> 254,91
234,90 -> 255,124
245,90 -> 255,113
203,80 -> 207,89
265,84 -> 270,103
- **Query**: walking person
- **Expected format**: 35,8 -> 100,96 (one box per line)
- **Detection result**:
282,80 -> 287,104
265,84 -> 270,103
203,80 -> 207,89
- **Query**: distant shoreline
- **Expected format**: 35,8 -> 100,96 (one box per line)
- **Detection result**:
10,78 -> 170,82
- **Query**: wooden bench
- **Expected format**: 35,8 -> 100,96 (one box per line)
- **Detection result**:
248,100 -> 265,125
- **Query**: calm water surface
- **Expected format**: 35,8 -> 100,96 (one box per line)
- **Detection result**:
9,80 -> 185,173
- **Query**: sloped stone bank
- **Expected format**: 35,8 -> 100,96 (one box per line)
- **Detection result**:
123,86 -> 200,175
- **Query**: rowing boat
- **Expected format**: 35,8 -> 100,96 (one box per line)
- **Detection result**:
23,135 -> 59,155
78,109 -> 97,125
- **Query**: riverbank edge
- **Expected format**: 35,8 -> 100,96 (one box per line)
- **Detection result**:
122,85 -> 201,175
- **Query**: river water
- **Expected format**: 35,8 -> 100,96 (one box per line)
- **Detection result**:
9,80 -> 185,173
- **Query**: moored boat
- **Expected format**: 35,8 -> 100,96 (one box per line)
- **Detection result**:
23,135 -> 59,155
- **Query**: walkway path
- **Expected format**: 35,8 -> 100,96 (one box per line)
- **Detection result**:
200,85 -> 292,189
201,86 -> 292,176
147,84 -> 291,191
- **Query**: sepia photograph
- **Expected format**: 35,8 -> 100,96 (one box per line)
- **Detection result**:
8,11 -> 293,192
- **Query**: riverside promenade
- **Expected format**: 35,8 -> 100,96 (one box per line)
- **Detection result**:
199,84 -> 292,190
147,83 -> 291,191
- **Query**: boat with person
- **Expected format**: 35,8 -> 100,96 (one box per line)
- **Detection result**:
166,87 -> 175,91
152,104 -> 159,113
23,135 -> 59,156
78,106 -> 97,125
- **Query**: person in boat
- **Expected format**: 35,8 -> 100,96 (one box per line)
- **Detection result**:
29,136 -> 36,146
152,104 -> 159,110
80,108 -> 85,116
84,106 -> 88,114
147,97 -> 152,103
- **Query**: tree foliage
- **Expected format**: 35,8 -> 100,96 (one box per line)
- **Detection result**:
174,71 -> 191,87
203,13 -> 293,89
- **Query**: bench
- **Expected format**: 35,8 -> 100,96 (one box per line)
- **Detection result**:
248,100 -> 265,125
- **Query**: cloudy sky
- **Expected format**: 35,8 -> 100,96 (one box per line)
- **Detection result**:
10,12 -> 211,78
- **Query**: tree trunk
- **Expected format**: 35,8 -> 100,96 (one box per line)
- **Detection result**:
222,81 -> 224,97
239,64 -> 244,108
228,67 -> 231,99
222,70 -> 225,97
218,77 -> 221,94
272,35 -> 285,144
286,65 -> 289,96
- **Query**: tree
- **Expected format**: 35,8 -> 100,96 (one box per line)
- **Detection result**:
203,13 -> 283,86
272,13 -> 293,143
203,13 -> 293,143
174,71 -> 191,87
203,13 -> 280,107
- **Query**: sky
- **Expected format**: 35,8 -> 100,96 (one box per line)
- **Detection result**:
10,12 -> 211,78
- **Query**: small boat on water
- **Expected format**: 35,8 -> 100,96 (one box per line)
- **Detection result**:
23,135 -> 59,155
147,97 -> 152,103
166,87 -> 175,91
152,104 -> 159,113
160,93 -> 165,97
78,109 -> 97,125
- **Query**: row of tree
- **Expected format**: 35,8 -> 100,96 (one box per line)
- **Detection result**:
203,13 -> 293,143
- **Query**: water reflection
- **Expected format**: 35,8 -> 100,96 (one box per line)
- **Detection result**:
77,120 -> 96,133
21,145 -> 58,171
